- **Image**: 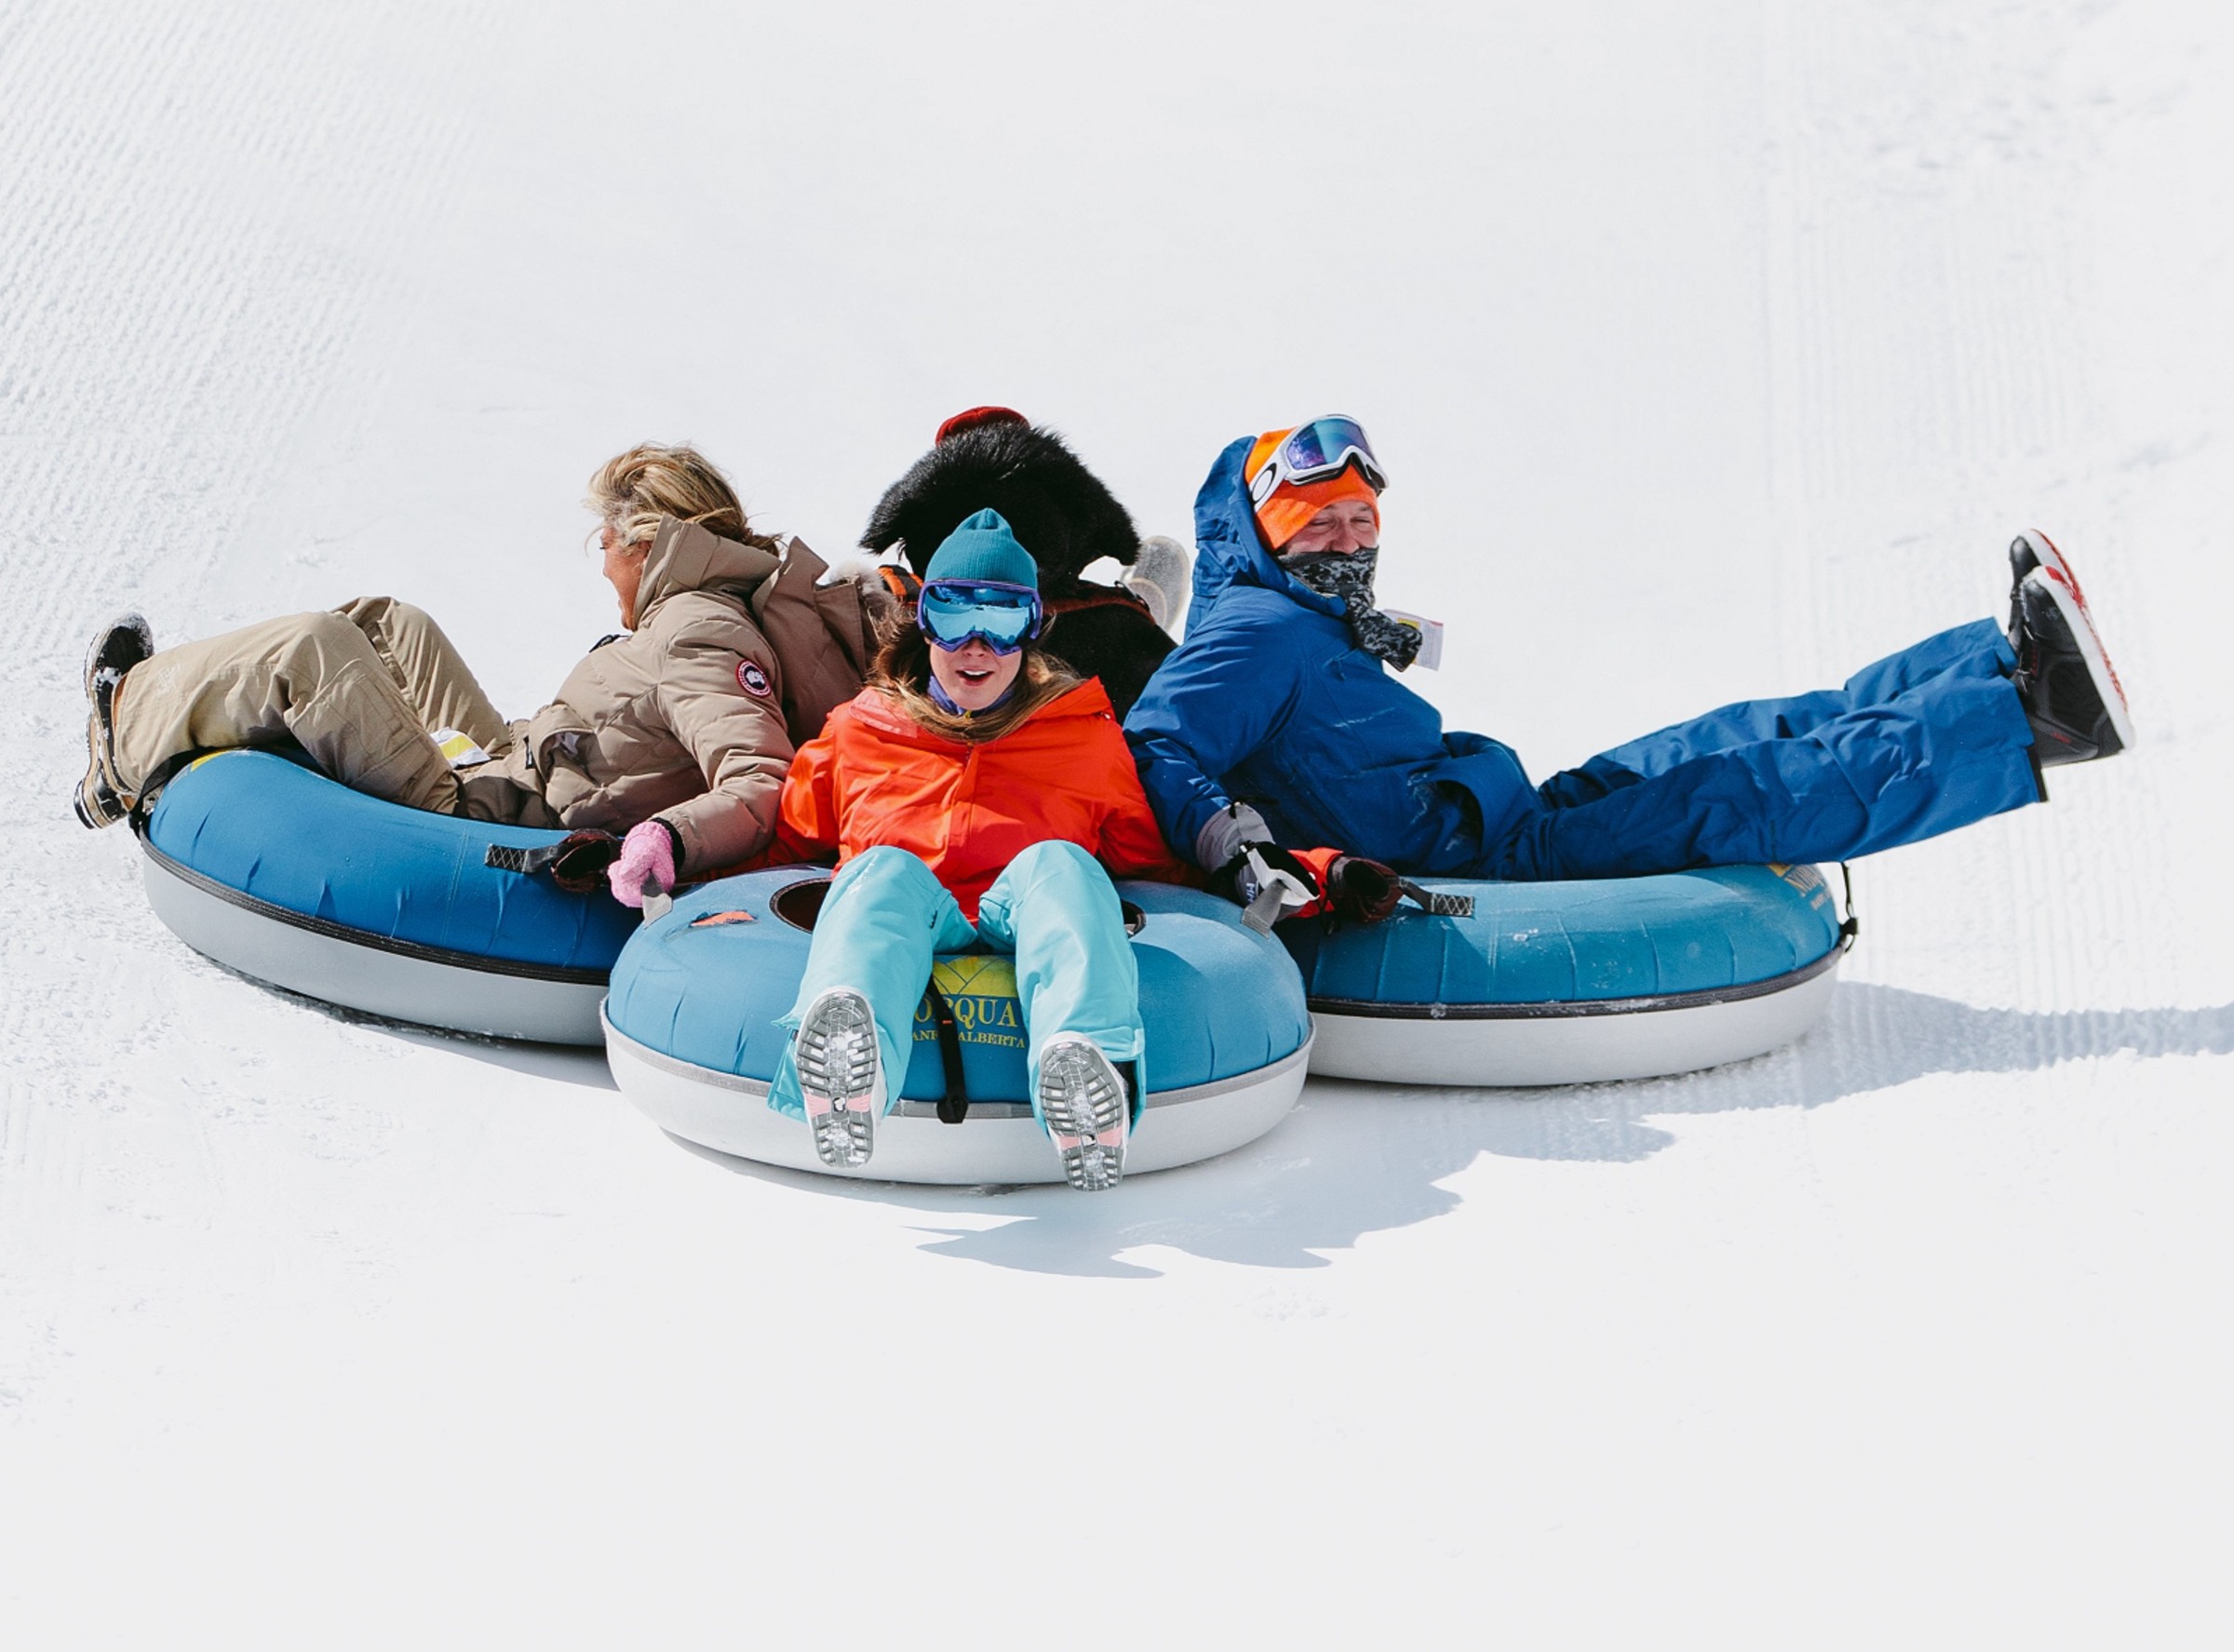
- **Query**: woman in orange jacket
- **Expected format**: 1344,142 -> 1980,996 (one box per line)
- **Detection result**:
766,509 -> 1187,1190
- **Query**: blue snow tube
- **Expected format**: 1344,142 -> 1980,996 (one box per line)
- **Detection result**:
1280,865 -> 1848,1086
601,869 -> 1314,1184
135,748 -> 637,1042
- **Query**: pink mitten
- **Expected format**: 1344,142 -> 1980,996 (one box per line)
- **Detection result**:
608,820 -> 679,908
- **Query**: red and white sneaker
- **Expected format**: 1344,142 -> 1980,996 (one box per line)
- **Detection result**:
2008,531 -> 2136,765
1037,1033 -> 1129,1192
794,987 -> 882,1168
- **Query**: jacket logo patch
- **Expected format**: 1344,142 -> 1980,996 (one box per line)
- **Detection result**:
736,660 -> 774,699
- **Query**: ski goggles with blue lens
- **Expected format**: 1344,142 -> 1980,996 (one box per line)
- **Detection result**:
1247,415 -> 1389,506
916,579 -> 1043,653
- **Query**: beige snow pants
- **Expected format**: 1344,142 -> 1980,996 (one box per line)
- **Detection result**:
111,598 -> 549,823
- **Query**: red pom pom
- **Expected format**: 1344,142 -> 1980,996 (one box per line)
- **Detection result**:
935,406 -> 1029,444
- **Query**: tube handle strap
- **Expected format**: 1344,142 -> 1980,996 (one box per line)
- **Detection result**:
483,842 -> 558,876
925,984 -> 969,1123
1395,879 -> 1475,919
483,829 -> 624,895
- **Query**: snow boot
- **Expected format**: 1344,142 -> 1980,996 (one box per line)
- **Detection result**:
1036,1032 -> 1129,1192
74,612 -> 154,828
794,987 -> 882,1168
2007,533 -> 2133,767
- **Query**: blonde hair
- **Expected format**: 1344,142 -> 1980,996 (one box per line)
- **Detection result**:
585,443 -> 775,554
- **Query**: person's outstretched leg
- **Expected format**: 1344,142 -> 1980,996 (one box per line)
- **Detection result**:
336,598 -> 510,751
767,847 -> 976,1165
1486,657 -> 2041,880
108,608 -> 465,813
2006,531 -> 2136,766
975,840 -> 1141,1191
1538,620 -> 2016,807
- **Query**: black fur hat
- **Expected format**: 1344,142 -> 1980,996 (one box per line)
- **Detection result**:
862,415 -> 1141,581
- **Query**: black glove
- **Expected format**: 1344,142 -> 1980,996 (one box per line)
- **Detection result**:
1208,843 -> 1321,933
1326,854 -> 1403,925
547,828 -> 626,893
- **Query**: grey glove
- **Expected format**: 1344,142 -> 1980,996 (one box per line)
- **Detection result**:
1193,801 -> 1272,872
1120,535 -> 1193,637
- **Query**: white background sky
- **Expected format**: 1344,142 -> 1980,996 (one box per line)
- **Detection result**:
4,2 -> 2229,1643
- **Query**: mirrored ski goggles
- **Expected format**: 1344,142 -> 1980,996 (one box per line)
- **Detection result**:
916,579 -> 1043,653
1247,415 -> 1388,506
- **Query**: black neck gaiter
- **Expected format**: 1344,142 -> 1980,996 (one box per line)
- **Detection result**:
1279,547 -> 1422,672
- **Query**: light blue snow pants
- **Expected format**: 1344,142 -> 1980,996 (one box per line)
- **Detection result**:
765,842 -> 1145,1129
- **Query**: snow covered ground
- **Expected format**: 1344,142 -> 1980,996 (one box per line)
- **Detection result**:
5,1 -> 2230,1642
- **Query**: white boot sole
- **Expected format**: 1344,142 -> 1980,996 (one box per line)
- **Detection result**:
1038,1038 -> 1128,1192
795,989 -> 882,1168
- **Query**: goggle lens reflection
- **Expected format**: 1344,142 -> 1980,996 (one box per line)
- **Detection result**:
1249,415 -> 1388,504
918,580 -> 1042,653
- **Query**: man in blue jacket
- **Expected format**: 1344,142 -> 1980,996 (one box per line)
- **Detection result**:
1123,417 -> 2133,901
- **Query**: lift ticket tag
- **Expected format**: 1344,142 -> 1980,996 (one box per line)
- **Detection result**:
1381,611 -> 1445,670
430,728 -> 491,769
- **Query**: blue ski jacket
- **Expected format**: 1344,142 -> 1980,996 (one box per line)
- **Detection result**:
1124,437 -> 2043,881
1123,437 -> 1531,872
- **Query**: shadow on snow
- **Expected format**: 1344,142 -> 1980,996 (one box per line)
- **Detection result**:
191,954 -> 2231,1278
672,981 -> 2234,1279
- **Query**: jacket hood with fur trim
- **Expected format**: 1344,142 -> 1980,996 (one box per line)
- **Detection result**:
862,420 -> 1178,718
862,420 -> 1141,582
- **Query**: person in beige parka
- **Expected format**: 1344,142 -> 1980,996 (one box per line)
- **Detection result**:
74,444 -> 879,907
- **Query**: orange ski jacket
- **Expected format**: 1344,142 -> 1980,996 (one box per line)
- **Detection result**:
771,678 -> 1188,920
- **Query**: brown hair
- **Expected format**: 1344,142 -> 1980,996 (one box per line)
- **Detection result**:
585,443 -> 778,553
868,603 -> 1080,744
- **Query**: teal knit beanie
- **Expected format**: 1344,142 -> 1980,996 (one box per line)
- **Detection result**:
923,508 -> 1040,589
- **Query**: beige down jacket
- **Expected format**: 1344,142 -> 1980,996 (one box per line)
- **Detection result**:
488,517 -> 875,874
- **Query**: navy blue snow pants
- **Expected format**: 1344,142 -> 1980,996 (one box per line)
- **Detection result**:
1474,619 -> 2040,880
